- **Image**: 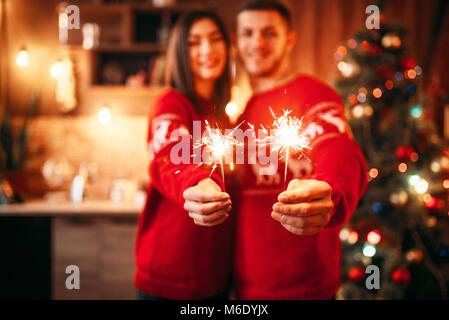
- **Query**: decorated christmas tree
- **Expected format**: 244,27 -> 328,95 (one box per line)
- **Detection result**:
334,15 -> 449,299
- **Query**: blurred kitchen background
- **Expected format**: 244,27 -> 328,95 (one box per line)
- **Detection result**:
0,0 -> 448,300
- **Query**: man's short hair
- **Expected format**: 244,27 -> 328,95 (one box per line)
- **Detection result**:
237,0 -> 292,28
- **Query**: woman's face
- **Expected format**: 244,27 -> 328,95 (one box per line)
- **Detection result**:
188,18 -> 227,82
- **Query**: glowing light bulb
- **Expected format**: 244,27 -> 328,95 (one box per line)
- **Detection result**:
398,163 -> 407,173
16,49 -> 29,67
443,179 -> 449,189
410,106 -> 422,118
369,168 -> 379,179
51,61 -> 64,78
373,88 -> 382,98
415,179 -> 429,194
339,228 -> 350,241
362,243 -> 376,257
97,106 -> 111,124
225,102 -> 238,118
352,105 -> 365,118
408,174 -> 420,186
367,230 -> 381,245
348,231 -> 359,244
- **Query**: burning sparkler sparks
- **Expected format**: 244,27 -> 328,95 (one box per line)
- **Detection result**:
255,107 -> 311,186
194,120 -> 244,184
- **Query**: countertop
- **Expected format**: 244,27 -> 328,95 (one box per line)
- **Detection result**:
0,199 -> 143,217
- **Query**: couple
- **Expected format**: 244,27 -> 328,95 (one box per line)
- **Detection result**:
135,0 -> 368,300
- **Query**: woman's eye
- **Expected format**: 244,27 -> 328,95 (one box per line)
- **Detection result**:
211,36 -> 224,42
188,41 -> 200,46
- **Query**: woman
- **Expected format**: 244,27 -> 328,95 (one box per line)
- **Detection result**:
134,11 -> 234,300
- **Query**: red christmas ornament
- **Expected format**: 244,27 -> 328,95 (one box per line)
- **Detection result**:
395,146 -> 414,162
400,57 -> 415,70
391,268 -> 411,285
424,196 -> 445,213
348,267 -> 365,282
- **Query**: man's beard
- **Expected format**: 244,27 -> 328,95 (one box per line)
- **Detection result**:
248,51 -> 286,78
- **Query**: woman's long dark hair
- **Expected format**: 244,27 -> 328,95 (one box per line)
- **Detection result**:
165,11 -> 231,116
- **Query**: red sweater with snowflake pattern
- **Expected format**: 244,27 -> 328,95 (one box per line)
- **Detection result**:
232,74 -> 368,299
134,89 -> 234,299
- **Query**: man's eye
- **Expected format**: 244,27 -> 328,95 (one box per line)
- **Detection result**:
264,31 -> 277,37
211,36 -> 224,42
188,41 -> 200,46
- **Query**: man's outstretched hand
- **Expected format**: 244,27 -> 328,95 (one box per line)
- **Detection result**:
271,179 -> 334,236
183,178 -> 231,227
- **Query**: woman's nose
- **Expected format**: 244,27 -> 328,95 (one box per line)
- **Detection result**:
199,39 -> 213,54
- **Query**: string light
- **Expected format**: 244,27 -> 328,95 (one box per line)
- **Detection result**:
410,152 -> 419,162
347,38 -> 358,48
369,168 -> 379,179
385,80 -> 394,90
349,94 -> 358,105
415,179 -> 429,194
373,88 -> 383,98
352,105 -> 365,118
348,231 -> 359,244
334,46 -> 347,61
410,106 -> 422,118
339,228 -> 350,241
395,72 -> 404,81
443,179 -> 449,189
398,163 -> 407,173
414,65 -> 422,75
408,174 -> 421,186
407,69 -> 417,79
390,190 -> 408,206
357,93 -> 366,103
367,230 -> 382,245
362,243 -> 377,257
430,160 -> 441,173
364,105 -> 374,117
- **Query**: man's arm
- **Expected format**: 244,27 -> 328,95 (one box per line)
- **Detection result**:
271,80 -> 368,235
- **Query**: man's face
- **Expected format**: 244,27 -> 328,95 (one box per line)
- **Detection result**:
236,10 -> 294,77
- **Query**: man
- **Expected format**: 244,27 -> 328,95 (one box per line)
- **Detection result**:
231,0 -> 368,299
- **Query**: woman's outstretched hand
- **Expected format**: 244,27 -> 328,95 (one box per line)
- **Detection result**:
183,178 -> 231,226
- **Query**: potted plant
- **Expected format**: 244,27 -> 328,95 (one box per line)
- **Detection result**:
0,93 -> 38,204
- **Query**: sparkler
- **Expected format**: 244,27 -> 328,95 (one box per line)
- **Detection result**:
257,108 -> 311,186
194,120 -> 244,184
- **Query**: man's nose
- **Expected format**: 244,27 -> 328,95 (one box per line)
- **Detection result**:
251,32 -> 266,48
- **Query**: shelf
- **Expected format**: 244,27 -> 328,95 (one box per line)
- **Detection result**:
0,199 -> 142,216
78,2 -> 208,14
89,85 -> 166,96
93,43 -> 166,53
60,43 -> 165,53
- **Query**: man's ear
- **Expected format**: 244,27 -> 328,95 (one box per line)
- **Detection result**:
286,29 -> 297,54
